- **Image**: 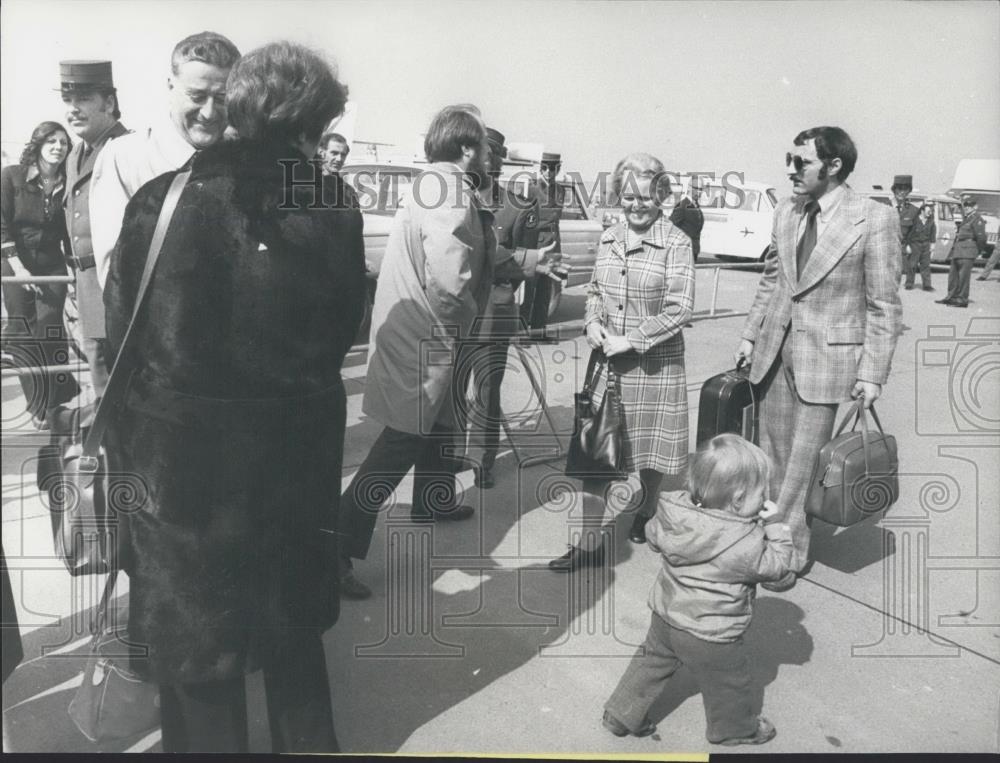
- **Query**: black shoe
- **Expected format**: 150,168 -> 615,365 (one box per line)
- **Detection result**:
548,544 -> 604,572
339,557 -> 373,600
904,284 -> 914,290
341,570 -> 373,600
934,297 -> 954,304
976,275 -> 988,281
947,301 -> 968,308
475,466 -> 495,489
628,513 -> 650,544
411,504 -> 476,523
602,711 -> 656,738
923,285 -> 934,291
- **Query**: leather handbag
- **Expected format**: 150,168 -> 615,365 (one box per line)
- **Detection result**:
805,400 -> 899,526
68,571 -> 160,742
565,349 -> 626,479
37,169 -> 191,576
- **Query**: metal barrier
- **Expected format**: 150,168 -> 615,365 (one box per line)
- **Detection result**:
1,262 -> 764,379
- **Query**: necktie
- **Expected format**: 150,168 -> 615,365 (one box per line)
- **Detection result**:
797,200 -> 820,278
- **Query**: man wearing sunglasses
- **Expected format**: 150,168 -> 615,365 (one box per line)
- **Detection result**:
937,195 -> 988,306
734,126 -> 902,591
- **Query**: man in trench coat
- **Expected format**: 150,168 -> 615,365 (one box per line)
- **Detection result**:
338,106 -> 496,589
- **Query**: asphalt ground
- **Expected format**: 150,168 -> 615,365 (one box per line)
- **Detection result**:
2,260 -> 999,754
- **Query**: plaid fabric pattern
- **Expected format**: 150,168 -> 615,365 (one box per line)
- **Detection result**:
583,217 -> 694,474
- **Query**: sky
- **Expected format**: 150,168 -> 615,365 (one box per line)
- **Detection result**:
1,0 -> 998,197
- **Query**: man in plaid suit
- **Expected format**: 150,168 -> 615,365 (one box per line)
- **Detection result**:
735,126 -> 902,590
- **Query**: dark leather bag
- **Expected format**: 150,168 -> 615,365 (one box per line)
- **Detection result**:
805,400 -> 899,526
36,170 -> 191,576
565,350 -> 626,479
696,358 -> 758,448
68,571 -> 160,742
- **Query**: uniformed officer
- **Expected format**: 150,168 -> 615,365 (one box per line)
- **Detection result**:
519,151 -> 564,332
936,195 -> 988,308
892,174 -> 921,289
59,60 -> 128,399
467,128 -> 559,488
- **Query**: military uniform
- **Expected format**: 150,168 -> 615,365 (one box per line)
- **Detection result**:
59,60 -> 128,397
891,175 -> 921,288
519,151 -> 563,331
941,199 -> 987,307
463,129 -> 546,477
907,212 -> 936,290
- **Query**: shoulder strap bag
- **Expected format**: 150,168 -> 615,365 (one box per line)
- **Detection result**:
41,169 -> 191,576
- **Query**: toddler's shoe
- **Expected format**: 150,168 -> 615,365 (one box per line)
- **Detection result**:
601,711 -> 655,738
717,716 -> 776,746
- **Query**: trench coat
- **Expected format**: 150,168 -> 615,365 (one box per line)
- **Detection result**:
362,162 -> 495,434
104,139 -> 366,683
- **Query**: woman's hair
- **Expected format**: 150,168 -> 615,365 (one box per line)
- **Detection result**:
611,152 -> 672,205
423,105 -> 485,164
688,434 -> 771,510
226,41 -> 348,146
19,121 -> 71,169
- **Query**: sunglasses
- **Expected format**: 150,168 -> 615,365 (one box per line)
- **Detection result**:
785,153 -> 807,173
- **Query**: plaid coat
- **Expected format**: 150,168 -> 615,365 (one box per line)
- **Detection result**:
584,216 -> 695,473
742,186 -> 902,402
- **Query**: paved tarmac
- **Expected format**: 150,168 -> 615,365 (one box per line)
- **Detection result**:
2,261 -> 999,754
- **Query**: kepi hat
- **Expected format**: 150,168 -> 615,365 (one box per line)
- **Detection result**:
58,60 -> 115,93
541,151 -> 561,164
891,174 -> 913,191
485,127 -> 507,158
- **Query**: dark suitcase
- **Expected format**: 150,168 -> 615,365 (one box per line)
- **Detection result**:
696,362 -> 758,448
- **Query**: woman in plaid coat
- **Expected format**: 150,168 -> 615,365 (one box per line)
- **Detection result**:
550,153 -> 695,571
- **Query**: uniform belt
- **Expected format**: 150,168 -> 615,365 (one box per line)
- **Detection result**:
68,255 -> 96,271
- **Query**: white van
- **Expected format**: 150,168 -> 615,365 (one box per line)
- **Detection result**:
948,159 -> 999,258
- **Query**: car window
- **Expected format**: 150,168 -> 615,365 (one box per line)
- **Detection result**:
937,202 -> 959,222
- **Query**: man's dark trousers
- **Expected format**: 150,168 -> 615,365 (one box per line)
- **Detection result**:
946,257 -> 975,304
339,422 -> 462,559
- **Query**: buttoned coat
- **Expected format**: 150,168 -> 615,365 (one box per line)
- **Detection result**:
362,163 -> 495,434
64,120 -> 129,338
104,139 -> 366,682
949,211 -> 988,260
741,186 -> 902,403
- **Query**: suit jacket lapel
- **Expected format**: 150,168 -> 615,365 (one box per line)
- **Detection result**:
795,188 -> 864,294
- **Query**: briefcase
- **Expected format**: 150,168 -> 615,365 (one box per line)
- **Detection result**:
696,361 -> 758,448
805,401 -> 899,527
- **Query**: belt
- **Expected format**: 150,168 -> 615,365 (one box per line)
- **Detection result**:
67,255 -> 96,271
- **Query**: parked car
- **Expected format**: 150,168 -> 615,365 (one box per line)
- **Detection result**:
341,161 -> 603,320
697,179 -> 779,262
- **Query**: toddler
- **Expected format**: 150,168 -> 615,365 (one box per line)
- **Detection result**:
603,433 -> 793,746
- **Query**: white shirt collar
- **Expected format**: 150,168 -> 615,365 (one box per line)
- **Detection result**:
813,183 -> 845,223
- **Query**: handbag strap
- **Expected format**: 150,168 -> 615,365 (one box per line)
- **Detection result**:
90,570 -> 119,642
80,169 -> 191,462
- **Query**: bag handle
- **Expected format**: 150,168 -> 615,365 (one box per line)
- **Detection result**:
78,169 -> 191,466
90,570 -> 119,643
581,349 -> 617,395
833,398 -> 888,475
